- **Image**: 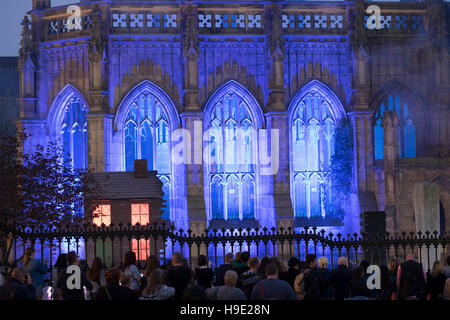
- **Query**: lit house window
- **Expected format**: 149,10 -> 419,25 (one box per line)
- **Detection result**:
131,203 -> 150,260
93,203 -> 111,226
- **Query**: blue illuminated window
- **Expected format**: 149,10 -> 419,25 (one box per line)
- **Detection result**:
206,90 -> 256,220
124,91 -> 171,220
61,97 -> 87,169
373,94 -> 416,160
291,92 -> 335,218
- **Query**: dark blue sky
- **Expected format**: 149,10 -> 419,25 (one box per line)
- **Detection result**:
0,0 -> 73,56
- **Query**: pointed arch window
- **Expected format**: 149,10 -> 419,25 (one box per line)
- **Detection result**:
291,92 -> 336,218
61,96 -> 88,169
373,94 -> 416,160
123,91 -> 171,220
205,90 -> 257,221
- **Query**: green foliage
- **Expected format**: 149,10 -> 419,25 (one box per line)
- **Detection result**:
325,120 -> 354,220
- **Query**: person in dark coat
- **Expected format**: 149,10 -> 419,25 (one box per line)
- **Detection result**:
194,255 -> 214,288
232,251 -> 250,276
56,251 -> 93,300
0,268 -> 36,300
331,257 -> 352,300
426,261 -> 447,301
397,254 -> 426,300
279,257 -> 301,289
96,268 -> 136,300
303,254 -> 321,300
167,253 -> 193,300
215,253 -> 234,286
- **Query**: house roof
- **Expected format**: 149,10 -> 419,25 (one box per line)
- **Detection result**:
92,171 -> 164,200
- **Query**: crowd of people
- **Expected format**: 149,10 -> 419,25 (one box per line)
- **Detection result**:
1,247 -> 450,301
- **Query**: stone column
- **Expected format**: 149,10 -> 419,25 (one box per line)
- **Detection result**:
87,6 -> 111,172
17,15 -> 43,153
382,111 -> 399,232
180,5 -> 206,242
412,182 -> 441,272
264,4 -> 292,258
347,111 -> 374,234
181,113 -> 206,258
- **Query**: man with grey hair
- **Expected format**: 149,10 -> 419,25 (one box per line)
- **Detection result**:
0,268 -> 36,300
331,256 -> 352,300
397,254 -> 426,300
215,270 -> 246,300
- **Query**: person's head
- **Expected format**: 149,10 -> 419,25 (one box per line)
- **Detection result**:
123,251 -> 137,269
337,256 -> 348,267
23,248 -> 36,265
197,255 -> 208,267
257,256 -> 271,278
88,257 -> 103,282
265,262 -> 278,279
388,259 -> 398,274
145,255 -> 160,277
269,257 -> 281,273
306,254 -> 317,268
318,257 -> 329,269
105,268 -> 121,285
225,253 -> 234,265
431,261 -> 443,277
359,260 -> 370,274
240,251 -> 250,264
66,251 -> 79,266
224,270 -> 238,287
11,268 -> 26,283
182,285 -> 206,300
146,269 -> 165,295
279,260 -> 288,273
288,257 -> 300,270
235,252 -> 241,262
171,252 -> 183,267
54,254 -> 67,269
406,254 -> 415,262
248,257 -> 259,271
120,273 -> 131,287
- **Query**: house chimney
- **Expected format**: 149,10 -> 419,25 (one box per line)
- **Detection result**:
134,159 -> 148,178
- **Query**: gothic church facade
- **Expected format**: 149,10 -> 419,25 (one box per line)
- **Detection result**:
18,0 -> 450,236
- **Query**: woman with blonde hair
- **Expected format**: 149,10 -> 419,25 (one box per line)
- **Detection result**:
426,261 -> 447,300
317,256 -> 333,300
21,248 -> 48,300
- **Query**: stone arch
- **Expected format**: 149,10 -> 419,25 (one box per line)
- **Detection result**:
46,83 -> 89,136
287,62 -> 348,110
369,79 -> 427,126
203,80 -> 265,129
288,79 -> 347,124
114,80 -> 180,133
370,79 -> 427,158
112,58 -> 182,115
200,61 -> 265,113
202,79 -> 264,224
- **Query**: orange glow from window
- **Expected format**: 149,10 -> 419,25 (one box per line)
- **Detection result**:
131,203 -> 150,260
93,204 -> 111,226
